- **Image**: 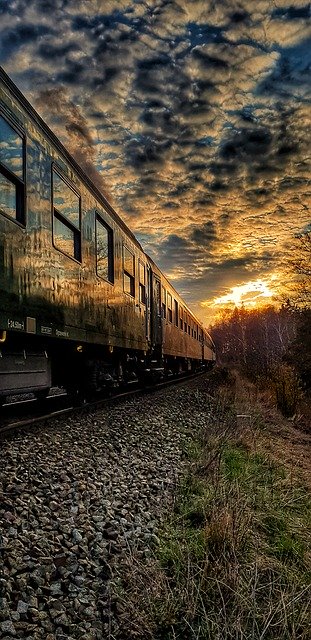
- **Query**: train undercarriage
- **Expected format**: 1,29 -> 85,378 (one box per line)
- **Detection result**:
0,331 -> 210,405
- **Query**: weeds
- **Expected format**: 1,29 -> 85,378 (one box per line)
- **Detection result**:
113,370 -> 311,639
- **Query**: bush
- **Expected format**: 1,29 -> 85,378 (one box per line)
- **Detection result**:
270,363 -> 300,417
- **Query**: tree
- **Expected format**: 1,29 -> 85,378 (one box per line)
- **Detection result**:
287,232 -> 311,307
210,305 -> 295,378
284,232 -> 311,390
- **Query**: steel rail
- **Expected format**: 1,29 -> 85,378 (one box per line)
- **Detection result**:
0,370 -> 210,437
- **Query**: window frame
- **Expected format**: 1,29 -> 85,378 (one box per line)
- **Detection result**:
95,213 -> 114,284
139,259 -> 146,304
167,292 -> 173,323
179,309 -> 183,330
0,110 -> 26,227
123,244 -> 135,297
52,165 -> 81,263
161,286 -> 166,319
174,299 -> 179,327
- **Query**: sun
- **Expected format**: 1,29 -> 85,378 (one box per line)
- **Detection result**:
212,279 -> 276,308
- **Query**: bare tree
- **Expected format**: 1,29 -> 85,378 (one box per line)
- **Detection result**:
287,232 -> 311,307
211,305 -> 296,378
284,232 -> 311,390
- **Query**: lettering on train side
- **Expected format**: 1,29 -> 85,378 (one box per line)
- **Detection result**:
41,326 -> 53,335
55,329 -> 69,338
7,319 -> 25,330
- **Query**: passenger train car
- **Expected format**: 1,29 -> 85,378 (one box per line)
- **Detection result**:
0,66 -> 216,401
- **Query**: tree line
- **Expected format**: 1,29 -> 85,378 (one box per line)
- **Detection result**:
210,233 -> 310,392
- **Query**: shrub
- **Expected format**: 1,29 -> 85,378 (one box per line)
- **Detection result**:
270,363 -> 300,417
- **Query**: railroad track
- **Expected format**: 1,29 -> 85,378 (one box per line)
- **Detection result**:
0,370 -> 209,436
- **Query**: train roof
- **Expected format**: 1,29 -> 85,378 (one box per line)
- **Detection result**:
0,66 -> 141,251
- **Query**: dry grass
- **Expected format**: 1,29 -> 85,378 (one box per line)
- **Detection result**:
111,369 -> 311,639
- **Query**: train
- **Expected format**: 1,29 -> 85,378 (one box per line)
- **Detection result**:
0,66 -> 216,403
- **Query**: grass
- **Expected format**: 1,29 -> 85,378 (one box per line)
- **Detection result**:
112,370 -> 311,639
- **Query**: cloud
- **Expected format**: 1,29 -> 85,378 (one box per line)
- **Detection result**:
34,86 -> 110,198
190,221 -> 217,246
0,0 -> 309,323
0,23 -> 53,61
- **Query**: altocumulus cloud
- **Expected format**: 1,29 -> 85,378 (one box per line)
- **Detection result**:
0,0 -> 310,322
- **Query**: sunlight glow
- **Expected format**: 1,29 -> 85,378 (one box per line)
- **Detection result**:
211,279 -> 276,308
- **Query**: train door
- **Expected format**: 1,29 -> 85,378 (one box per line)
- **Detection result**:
200,329 -> 204,362
150,272 -> 162,348
145,266 -> 151,343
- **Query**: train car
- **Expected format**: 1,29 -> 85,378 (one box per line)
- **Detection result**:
0,66 -> 215,402
146,256 -> 215,374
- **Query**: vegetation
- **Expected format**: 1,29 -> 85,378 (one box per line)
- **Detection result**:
113,372 -> 311,639
209,232 -> 311,406
210,304 -> 296,376
285,232 -> 311,391
285,308 -> 311,392
287,231 -> 311,308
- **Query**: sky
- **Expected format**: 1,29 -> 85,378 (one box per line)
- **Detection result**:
0,0 -> 310,324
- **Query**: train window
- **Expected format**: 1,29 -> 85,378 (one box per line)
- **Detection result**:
0,115 -> 23,177
53,217 -> 75,257
53,171 -> 80,228
167,292 -> 172,323
179,309 -> 183,330
124,246 -> 134,276
139,260 -> 146,304
0,114 -> 25,224
123,246 -> 135,296
161,286 -> 166,318
96,216 -> 114,283
174,299 -> 178,327
52,169 -> 81,261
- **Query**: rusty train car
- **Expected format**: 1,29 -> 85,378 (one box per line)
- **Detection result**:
0,66 -> 216,402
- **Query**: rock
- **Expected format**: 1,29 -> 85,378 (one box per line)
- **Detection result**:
10,612 -> 20,622
0,620 -> 16,636
105,528 -> 118,540
27,596 -> 38,608
72,529 -> 83,543
0,375 -> 212,639
50,583 -> 62,595
28,607 -> 40,621
55,612 -> 69,626
16,600 -> 28,614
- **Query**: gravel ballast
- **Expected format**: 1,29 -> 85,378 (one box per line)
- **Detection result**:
0,376 -> 212,639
